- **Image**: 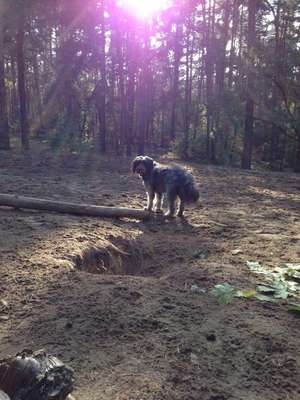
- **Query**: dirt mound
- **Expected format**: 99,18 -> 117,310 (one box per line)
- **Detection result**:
73,237 -> 146,276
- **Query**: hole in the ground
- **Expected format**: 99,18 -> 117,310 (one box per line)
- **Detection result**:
73,237 -> 146,276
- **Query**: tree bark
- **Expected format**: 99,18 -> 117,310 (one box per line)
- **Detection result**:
269,1 -> 286,170
138,32 -> 151,155
294,134 -> 300,173
16,8 -> 29,150
126,31 -> 136,156
228,0 -> 239,89
215,0 -> 230,162
204,0 -> 216,162
8,55 -> 18,125
97,1 -> 107,153
32,50 -> 43,136
168,23 -> 182,141
0,0 -> 10,150
183,16 -> 193,158
241,0 -> 257,169
116,30 -> 127,154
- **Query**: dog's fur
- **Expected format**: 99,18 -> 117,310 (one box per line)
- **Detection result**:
132,156 -> 199,217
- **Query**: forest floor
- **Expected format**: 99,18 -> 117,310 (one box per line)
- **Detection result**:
0,147 -> 299,400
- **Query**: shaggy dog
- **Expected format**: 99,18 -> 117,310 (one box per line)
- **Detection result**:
132,156 -> 199,217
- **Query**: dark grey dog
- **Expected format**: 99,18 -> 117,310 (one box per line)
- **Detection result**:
132,156 -> 199,217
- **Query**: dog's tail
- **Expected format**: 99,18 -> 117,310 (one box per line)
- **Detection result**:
183,174 -> 200,204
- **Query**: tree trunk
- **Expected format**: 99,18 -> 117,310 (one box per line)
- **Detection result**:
116,31 -> 127,154
242,98 -> 254,169
279,129 -> 287,171
98,1 -> 107,153
269,125 -> 280,169
269,1 -> 287,170
8,56 -> 18,126
16,9 -> 29,150
228,0 -> 239,89
138,32 -> 150,155
241,0 -> 257,169
168,23 -> 182,141
294,134 -> 300,173
32,50 -> 43,136
137,78 -> 146,155
0,0 -> 10,150
205,0 -> 216,163
126,32 -> 136,156
184,22 -> 191,136
215,0 -> 230,162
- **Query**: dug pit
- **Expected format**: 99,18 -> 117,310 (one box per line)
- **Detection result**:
73,237 -> 147,276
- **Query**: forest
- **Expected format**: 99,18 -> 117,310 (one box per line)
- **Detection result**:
0,0 -> 300,171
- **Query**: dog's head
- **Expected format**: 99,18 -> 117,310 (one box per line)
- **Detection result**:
132,156 -> 155,178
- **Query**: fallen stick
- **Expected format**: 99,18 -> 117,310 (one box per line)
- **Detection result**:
0,193 -> 150,220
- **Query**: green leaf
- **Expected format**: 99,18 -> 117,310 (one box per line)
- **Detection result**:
211,283 -> 236,305
285,263 -> 300,269
288,304 -> 300,313
284,281 -> 299,294
247,261 -> 300,299
256,285 -> 276,294
272,280 -> 289,299
192,249 -> 208,259
254,294 -> 277,302
235,289 -> 256,299
256,282 -> 289,299
246,261 -> 263,272
246,261 -> 273,279
283,265 -> 300,281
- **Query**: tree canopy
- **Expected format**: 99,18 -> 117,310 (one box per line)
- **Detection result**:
0,0 -> 299,171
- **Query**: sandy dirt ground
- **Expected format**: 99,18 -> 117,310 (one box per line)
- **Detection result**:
0,148 -> 299,400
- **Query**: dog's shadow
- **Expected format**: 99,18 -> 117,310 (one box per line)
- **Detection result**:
137,211 -> 197,233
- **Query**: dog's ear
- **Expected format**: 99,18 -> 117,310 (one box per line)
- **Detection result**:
132,158 -> 139,173
132,156 -> 143,173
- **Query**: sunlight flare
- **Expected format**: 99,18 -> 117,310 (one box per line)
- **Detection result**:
117,0 -> 171,20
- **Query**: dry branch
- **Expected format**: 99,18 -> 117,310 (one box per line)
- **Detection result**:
0,194 -> 150,220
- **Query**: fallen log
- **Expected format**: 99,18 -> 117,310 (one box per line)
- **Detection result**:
0,194 -> 150,220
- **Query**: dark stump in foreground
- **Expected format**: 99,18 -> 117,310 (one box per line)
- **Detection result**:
0,349 -> 74,400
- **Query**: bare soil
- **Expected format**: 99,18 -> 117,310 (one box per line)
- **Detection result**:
0,148 -> 299,400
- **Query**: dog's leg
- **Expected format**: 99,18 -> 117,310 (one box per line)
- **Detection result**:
143,181 -> 155,211
145,190 -> 155,211
177,197 -> 185,217
165,188 -> 176,217
154,193 -> 163,213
